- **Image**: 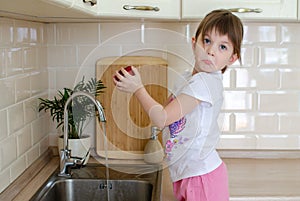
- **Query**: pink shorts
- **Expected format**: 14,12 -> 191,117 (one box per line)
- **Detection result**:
173,162 -> 229,201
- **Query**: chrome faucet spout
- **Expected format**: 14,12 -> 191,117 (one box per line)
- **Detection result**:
95,99 -> 106,122
59,91 -> 106,177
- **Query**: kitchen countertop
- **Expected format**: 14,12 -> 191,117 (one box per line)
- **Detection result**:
1,149 -> 300,201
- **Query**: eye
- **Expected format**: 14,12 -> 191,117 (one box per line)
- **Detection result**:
203,38 -> 210,45
220,44 -> 228,51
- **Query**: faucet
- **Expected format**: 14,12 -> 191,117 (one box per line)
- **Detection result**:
58,91 -> 106,177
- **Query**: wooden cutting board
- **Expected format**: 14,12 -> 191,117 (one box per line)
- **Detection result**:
96,56 -> 168,159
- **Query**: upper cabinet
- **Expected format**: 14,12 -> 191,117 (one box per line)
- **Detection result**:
60,0 -> 99,16
0,0 -> 298,22
97,0 -> 180,20
0,0 -> 180,21
0,0 -> 100,22
182,0 -> 298,21
41,0 -> 181,20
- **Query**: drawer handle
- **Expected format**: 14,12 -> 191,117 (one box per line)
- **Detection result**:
83,0 -> 97,6
123,5 -> 160,12
228,8 -> 263,13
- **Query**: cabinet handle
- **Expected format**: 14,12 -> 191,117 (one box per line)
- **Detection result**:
83,0 -> 97,6
228,8 -> 263,13
123,5 -> 160,12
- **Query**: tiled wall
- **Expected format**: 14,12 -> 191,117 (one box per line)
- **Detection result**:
0,17 -> 300,192
0,18 -> 49,192
46,21 -> 300,150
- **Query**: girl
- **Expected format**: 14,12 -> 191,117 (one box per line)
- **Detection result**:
114,9 -> 244,201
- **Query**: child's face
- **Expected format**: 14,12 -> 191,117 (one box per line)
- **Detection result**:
192,28 -> 238,73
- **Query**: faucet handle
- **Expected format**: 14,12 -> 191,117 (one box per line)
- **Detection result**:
72,148 -> 90,167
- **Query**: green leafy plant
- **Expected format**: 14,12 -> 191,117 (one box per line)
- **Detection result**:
38,77 -> 106,139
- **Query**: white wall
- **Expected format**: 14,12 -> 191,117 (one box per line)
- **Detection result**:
0,18 -> 49,192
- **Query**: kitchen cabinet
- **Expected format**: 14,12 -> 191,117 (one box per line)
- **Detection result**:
64,0 -> 98,15
0,0 -> 180,22
0,0 -> 298,22
96,0 -> 180,20
182,0 -> 298,21
47,0 -> 98,16
0,0 -> 98,22
47,0 -> 181,20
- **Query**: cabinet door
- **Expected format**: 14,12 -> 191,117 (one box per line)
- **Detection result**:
97,0 -> 180,19
72,0 -> 98,15
46,0 -> 98,16
0,0 -> 97,21
182,0 -> 297,21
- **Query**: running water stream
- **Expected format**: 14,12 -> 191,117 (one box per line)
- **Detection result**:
101,121 -> 111,201
100,121 -> 112,201
97,120 -> 111,201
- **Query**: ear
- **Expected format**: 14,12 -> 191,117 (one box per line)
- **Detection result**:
228,53 -> 238,65
191,37 -> 196,51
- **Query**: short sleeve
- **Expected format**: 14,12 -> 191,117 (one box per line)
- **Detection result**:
180,73 -> 214,106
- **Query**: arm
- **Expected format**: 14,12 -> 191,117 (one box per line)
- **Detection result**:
134,87 -> 200,129
114,66 -> 200,129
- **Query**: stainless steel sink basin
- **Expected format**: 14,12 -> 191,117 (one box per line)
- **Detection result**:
30,163 -> 162,201
32,179 -> 152,201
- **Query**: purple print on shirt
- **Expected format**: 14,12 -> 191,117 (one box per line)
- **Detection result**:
164,94 -> 189,161
169,117 -> 186,138
164,117 -> 188,161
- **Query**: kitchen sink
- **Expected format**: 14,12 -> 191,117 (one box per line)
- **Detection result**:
30,163 -> 162,201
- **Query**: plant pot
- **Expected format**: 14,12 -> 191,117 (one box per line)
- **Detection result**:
58,135 -> 91,165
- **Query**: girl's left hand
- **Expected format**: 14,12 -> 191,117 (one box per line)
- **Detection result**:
113,66 -> 143,93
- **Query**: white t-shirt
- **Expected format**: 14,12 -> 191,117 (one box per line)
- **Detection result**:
162,70 -> 223,182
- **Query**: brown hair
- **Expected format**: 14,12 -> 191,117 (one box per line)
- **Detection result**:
195,9 -> 244,73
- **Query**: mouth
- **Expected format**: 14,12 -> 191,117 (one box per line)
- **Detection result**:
202,59 -> 213,65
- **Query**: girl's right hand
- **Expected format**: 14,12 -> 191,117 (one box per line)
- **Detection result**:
113,66 -> 144,93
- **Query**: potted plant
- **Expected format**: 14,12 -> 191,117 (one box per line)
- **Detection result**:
38,77 -> 105,162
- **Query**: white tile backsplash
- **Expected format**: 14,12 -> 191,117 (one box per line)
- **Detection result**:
254,113 -> 279,133
236,68 -> 280,89
258,92 -> 299,112
0,48 -> 6,78
26,144 -> 40,167
281,24 -> 300,44
0,19 -> 14,46
47,45 -> 77,67
99,23 -> 141,44
0,110 -> 8,141
15,76 -> 31,102
243,23 -> 278,44
10,155 -> 26,182
1,17 -> 300,193
6,47 -> 23,76
0,79 -> 15,110
14,20 -> 30,45
279,114 -> 300,134
0,18 -> 48,192
0,135 -> 17,169
31,116 -> 48,145
280,69 -> 300,89
223,91 -> 253,110
144,25 -> 187,45
0,169 -> 10,193
23,47 -> 38,71
8,103 -> 24,134
16,125 -> 32,157
56,23 -> 99,45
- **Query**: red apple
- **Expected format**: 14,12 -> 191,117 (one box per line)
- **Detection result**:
114,66 -> 134,81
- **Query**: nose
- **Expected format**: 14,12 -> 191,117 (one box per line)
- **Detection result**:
206,44 -> 216,56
